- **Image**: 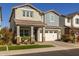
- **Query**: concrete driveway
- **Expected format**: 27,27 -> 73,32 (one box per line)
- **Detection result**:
36,41 -> 79,48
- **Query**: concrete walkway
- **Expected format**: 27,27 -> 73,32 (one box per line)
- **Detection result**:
0,41 -> 79,56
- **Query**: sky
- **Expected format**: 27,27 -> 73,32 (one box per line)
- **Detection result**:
1,3 -> 79,27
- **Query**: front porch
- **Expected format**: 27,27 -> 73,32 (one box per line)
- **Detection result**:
13,20 -> 45,44
16,26 -> 45,44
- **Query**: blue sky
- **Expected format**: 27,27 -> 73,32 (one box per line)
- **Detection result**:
1,3 -> 79,27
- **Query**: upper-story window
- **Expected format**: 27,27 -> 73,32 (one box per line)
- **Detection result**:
49,15 -> 54,22
76,18 -> 79,24
23,10 -> 33,17
67,19 -> 71,23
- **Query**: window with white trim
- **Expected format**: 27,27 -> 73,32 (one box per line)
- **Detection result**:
20,29 -> 29,36
23,10 -> 33,17
45,30 -> 48,33
76,18 -> 79,24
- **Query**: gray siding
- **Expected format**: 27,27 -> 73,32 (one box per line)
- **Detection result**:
59,16 -> 65,27
59,16 -> 65,35
45,12 -> 59,26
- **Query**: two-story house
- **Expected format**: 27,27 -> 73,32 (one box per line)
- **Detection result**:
9,4 -> 46,43
64,12 -> 79,35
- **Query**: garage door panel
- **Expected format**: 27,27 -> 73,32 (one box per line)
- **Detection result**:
45,33 -> 57,41
39,31 -> 58,41
45,33 -> 53,41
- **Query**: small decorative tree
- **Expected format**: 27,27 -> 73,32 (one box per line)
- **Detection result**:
0,27 -> 13,45
70,30 -> 75,43
0,27 -> 13,51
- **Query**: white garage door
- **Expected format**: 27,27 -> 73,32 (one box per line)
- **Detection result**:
39,30 -> 58,41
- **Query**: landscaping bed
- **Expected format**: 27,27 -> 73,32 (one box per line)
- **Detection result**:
0,44 -> 54,51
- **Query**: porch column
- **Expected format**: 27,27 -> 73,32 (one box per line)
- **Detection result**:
31,26 -> 35,43
37,28 -> 41,42
42,27 -> 45,42
16,26 -> 21,44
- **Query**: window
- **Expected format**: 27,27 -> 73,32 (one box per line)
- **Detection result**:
24,30 -> 28,36
67,19 -> 70,23
45,30 -> 48,33
23,10 -> 33,17
30,11 -> 33,17
54,31 -> 57,33
20,30 -> 23,36
76,18 -> 79,24
23,10 -> 25,17
49,15 -> 55,22
40,30 -> 42,33
26,11 -> 29,17
20,29 -> 29,36
50,31 -> 53,33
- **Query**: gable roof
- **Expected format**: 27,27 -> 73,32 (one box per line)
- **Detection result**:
9,3 -> 44,22
65,12 -> 79,18
45,10 -> 61,16
12,3 -> 43,14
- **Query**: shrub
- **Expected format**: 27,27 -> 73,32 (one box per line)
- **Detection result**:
0,45 -> 53,51
0,40 -> 6,45
21,36 -> 30,40
69,35 -> 75,43
8,45 -> 53,50
77,36 -> 79,42
0,27 -> 13,45
61,35 -> 70,42
21,36 -> 30,44
0,46 -> 6,51
61,33 -> 75,43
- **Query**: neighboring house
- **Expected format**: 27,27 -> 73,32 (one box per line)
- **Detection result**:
64,12 -> 79,35
39,10 -> 62,41
9,4 -> 45,43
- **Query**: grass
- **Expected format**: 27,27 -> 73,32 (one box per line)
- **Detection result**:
0,44 -> 53,51
0,46 -> 6,51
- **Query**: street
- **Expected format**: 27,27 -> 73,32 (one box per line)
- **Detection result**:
13,48 -> 79,56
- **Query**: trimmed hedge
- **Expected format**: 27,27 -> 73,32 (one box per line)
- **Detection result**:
0,45 -> 53,51
8,45 -> 53,50
0,46 -> 6,51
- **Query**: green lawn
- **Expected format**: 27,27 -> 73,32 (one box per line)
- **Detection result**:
0,44 -> 54,51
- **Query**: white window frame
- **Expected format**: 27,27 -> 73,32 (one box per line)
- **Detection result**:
76,18 -> 79,24
23,10 -> 33,17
